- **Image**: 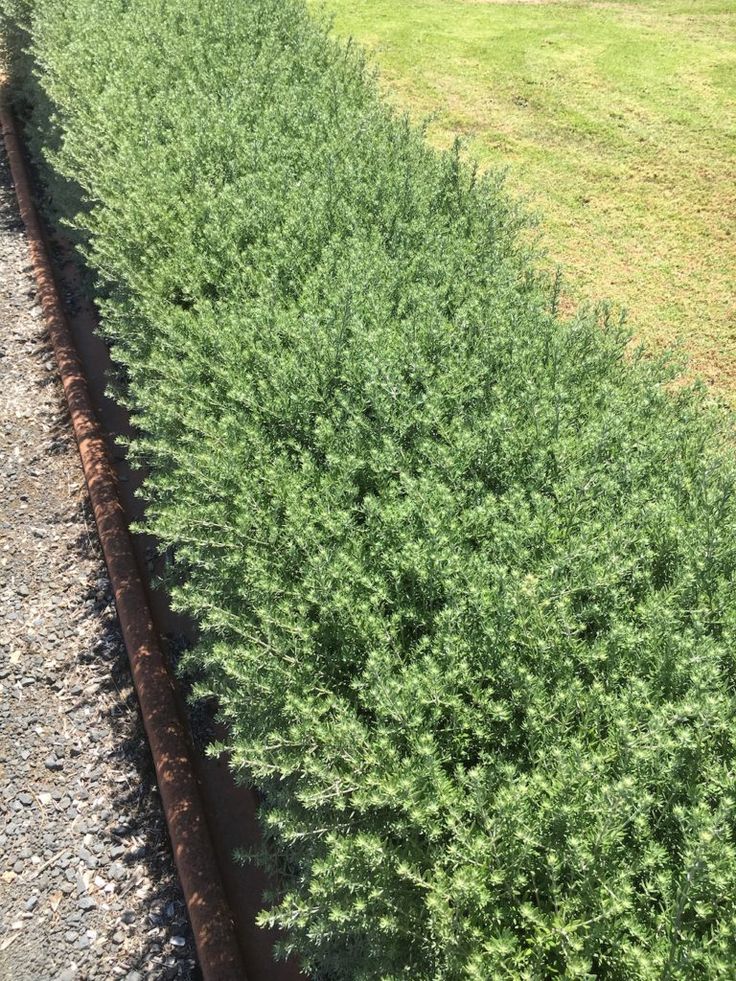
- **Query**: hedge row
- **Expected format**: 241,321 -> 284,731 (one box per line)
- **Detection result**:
3,1 -> 736,977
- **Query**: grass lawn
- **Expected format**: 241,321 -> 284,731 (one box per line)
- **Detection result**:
314,0 -> 736,402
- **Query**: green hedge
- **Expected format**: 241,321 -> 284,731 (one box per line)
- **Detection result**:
4,1 -> 736,976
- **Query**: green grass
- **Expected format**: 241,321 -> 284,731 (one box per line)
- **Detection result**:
314,0 -> 736,401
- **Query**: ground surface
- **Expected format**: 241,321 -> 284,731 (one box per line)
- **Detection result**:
0,136 -> 198,978
317,0 -> 736,400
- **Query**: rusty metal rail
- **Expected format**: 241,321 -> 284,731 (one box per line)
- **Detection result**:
0,101 -> 247,981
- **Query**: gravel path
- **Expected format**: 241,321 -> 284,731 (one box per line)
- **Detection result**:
0,140 -> 198,978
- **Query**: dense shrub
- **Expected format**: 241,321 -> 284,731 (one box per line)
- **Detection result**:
3,0 -> 736,976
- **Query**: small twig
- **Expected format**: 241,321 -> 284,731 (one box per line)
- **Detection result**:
28,848 -> 70,880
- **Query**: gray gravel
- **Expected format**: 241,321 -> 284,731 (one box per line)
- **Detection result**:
0,138 -> 198,977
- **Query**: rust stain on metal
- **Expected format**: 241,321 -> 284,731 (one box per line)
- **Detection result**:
0,101 -> 247,981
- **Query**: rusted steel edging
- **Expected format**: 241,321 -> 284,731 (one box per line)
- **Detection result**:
0,103 -> 247,981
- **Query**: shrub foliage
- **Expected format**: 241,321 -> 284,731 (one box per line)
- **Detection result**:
3,1 -> 736,976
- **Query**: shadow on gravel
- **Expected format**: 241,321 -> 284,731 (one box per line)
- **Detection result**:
65,503 -> 202,981
0,144 -> 201,979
